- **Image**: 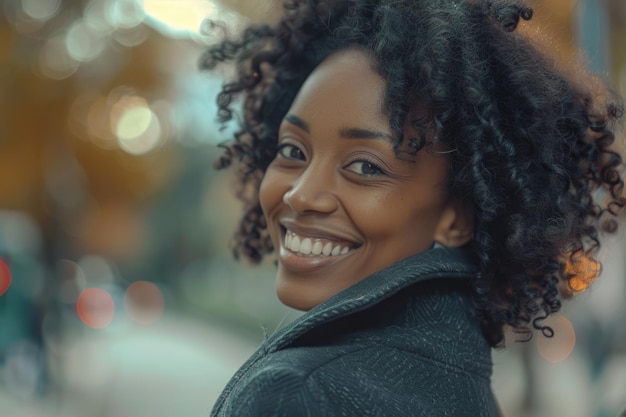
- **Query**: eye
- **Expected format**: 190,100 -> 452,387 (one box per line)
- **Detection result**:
345,160 -> 385,177
277,143 -> 306,161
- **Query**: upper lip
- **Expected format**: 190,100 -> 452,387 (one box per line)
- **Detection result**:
279,218 -> 362,248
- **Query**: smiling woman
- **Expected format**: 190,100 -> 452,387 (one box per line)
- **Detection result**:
260,49 -> 470,311
201,0 -> 625,416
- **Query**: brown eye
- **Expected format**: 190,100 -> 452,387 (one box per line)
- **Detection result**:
277,144 -> 306,161
345,160 -> 385,177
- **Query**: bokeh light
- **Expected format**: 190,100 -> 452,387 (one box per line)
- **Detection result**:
86,96 -> 117,148
83,0 -> 113,32
124,281 -> 165,325
78,255 -> 116,285
76,288 -> 115,329
57,259 -> 87,304
105,0 -> 145,30
536,315 -> 577,363
38,35 -> 80,80
66,20 -> 107,63
81,89 -> 168,153
9,2 -> 46,35
0,258 -> 12,296
113,24 -> 150,47
116,105 -> 152,139
111,95 -> 163,155
20,0 -> 61,22
143,0 -> 215,33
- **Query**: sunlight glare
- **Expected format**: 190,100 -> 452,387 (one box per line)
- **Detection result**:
143,0 -> 215,33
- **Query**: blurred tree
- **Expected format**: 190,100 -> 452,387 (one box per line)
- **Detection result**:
0,0 -> 190,264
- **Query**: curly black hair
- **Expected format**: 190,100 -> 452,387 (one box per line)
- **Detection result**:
200,0 -> 625,347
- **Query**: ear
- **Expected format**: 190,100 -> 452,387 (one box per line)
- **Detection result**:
433,199 -> 474,248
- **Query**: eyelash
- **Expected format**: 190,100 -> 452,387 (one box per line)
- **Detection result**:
277,143 -> 305,161
276,143 -> 387,177
344,158 -> 386,177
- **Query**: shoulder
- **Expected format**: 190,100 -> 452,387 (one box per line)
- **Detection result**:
225,363 -> 327,417
219,345 -> 381,417
220,343 -> 496,417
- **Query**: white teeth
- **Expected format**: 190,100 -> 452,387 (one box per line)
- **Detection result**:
322,242 -> 333,256
300,238 -> 312,255
285,233 -> 292,248
284,230 -> 353,257
290,235 -> 300,252
312,241 -> 323,255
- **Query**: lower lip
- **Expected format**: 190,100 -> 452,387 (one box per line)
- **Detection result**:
278,245 -> 353,273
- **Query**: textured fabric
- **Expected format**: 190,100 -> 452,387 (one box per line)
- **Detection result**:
210,247 -> 499,417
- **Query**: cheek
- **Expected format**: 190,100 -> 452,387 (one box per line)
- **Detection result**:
258,176 -> 270,215
259,171 -> 281,249
259,168 -> 280,214
259,166 -> 293,231
348,191 -> 444,245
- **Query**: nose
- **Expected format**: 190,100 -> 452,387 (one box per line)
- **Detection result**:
282,165 -> 339,214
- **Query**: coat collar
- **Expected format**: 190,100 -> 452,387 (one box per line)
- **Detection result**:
263,246 -> 479,354
210,247 -> 482,416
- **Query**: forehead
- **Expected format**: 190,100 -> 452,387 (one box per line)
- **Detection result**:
286,49 -> 390,133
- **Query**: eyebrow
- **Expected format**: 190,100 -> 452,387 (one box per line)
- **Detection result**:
284,114 -> 310,132
283,113 -> 395,142
339,127 -> 395,142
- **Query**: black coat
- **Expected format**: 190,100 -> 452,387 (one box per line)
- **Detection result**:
210,247 -> 499,417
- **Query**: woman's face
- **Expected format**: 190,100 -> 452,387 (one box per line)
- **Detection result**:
259,49 -> 466,310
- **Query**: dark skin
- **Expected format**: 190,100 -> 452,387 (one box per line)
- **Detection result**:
259,49 -> 474,310
204,0 -> 625,347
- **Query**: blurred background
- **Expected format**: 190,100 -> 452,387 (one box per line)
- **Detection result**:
0,0 -> 624,416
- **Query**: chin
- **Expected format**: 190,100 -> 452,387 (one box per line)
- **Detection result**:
275,280 -> 318,311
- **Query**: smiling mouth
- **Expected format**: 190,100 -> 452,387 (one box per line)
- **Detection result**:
282,229 -> 357,257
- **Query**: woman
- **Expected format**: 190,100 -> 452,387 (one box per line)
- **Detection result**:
202,0 -> 624,415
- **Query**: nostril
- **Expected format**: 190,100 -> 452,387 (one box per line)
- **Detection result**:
281,179 -> 339,214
